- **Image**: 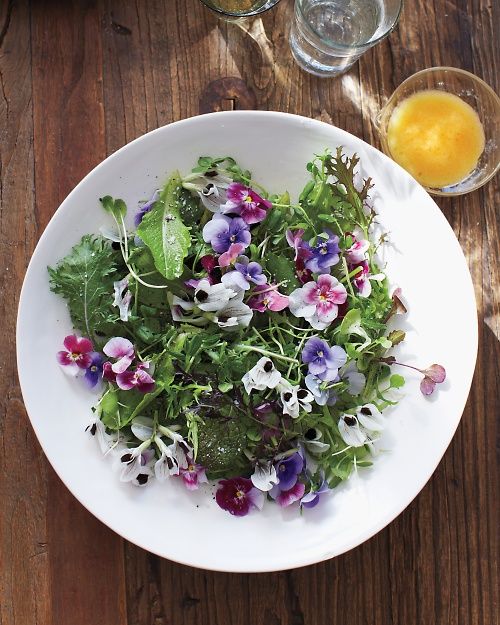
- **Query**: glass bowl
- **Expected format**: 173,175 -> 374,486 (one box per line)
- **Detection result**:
199,0 -> 281,18
376,67 -> 500,196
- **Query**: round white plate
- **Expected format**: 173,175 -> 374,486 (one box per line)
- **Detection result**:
17,111 -> 477,572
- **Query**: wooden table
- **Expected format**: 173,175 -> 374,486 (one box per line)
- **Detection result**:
1,1 -> 498,624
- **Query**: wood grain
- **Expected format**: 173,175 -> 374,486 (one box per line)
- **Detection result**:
0,0 -> 498,624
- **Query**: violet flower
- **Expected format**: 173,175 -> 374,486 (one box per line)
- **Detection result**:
300,478 -> 330,509
351,261 -> 385,298
304,374 -> 337,406
84,352 -> 105,389
304,231 -> 340,273
179,458 -> 208,491
275,452 -> 303,491
301,337 -> 347,381
103,337 -> 135,374
288,275 -> 347,330
116,363 -> 155,394
134,190 -> 160,227
222,256 -> 267,291
218,242 -> 246,268
202,214 -> 250,254
270,482 -> 306,507
221,182 -> 272,225
57,334 -> 94,375
247,284 -> 289,312
215,477 -> 265,516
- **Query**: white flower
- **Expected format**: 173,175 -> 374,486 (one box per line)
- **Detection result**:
280,385 -> 314,418
113,277 -> 132,322
117,439 -> 153,482
300,428 -> 330,475
338,403 -> 384,447
213,296 -> 253,329
250,460 -> 279,491
194,279 -> 236,312
86,417 -> 122,455
154,426 -> 192,481
242,357 -> 282,394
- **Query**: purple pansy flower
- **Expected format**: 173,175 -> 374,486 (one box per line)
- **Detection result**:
300,478 -> 330,509
275,452 -> 303,491
304,374 -> 337,406
179,458 -> 208,491
304,231 -> 340,273
116,363 -> 155,394
84,352 -> 105,388
288,274 -> 347,330
57,335 -> 94,375
301,337 -> 347,381
247,284 -> 289,312
270,482 -> 306,507
103,337 -> 135,374
222,256 -> 267,291
215,477 -> 265,516
218,242 -> 246,268
221,182 -> 272,225
202,214 -> 251,254
134,190 -> 160,227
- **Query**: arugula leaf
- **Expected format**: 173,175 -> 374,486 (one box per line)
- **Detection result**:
266,252 -> 300,292
48,235 -> 119,340
137,172 -> 191,280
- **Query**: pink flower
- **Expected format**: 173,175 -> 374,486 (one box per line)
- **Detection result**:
57,335 -> 94,375
288,274 -> 347,330
345,237 -> 369,265
102,361 -> 116,383
218,242 -> 245,268
352,261 -> 385,298
116,363 -> 155,393
222,182 -> 271,225
247,284 -> 289,312
295,257 -> 313,284
215,477 -> 265,516
271,482 -> 306,507
179,459 -> 208,491
103,337 -> 135,373
286,228 -> 307,261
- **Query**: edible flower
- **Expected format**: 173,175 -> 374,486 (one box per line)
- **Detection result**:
86,417 -> 121,454
103,337 -> 135,374
212,296 -> 253,329
134,190 -> 160,227
269,481 -> 306,507
218,242 -> 246,268
194,279 -> 237,312
285,228 -> 307,261
116,362 -> 155,393
300,477 -> 330,509
338,403 -> 384,447
154,432 -> 191,481
221,182 -> 272,224
300,428 -> 330,474
351,261 -> 385,298
250,459 -> 279,492
179,458 -> 208,490
247,284 -> 289,312
304,231 -> 340,273
202,214 -> 250,254
280,385 -> 314,418
304,374 -> 337,406
57,335 -> 94,375
84,352 -> 105,389
301,337 -> 347,381
242,357 -> 282,393
274,452 -> 303,491
221,256 -> 267,291
118,440 -> 155,483
345,234 -> 370,264
288,275 -> 347,330
113,277 -> 132,322
216,477 -> 265,516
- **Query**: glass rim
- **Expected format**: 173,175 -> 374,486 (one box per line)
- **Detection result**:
199,0 -> 281,17
295,0 -> 404,52
378,66 -> 500,196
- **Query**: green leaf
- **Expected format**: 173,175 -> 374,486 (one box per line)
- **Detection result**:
100,195 -> 127,220
265,252 -> 299,292
137,172 -> 191,280
48,235 -> 119,340
390,374 -> 406,389
99,388 -> 144,430
387,330 -> 406,346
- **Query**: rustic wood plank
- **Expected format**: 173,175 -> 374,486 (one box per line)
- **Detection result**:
29,2 -> 128,625
0,2 -> 51,624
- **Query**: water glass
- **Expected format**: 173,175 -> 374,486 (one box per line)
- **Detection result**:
290,0 -> 403,77
200,0 -> 281,18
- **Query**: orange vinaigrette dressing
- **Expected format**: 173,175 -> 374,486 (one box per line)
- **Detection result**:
387,90 -> 485,188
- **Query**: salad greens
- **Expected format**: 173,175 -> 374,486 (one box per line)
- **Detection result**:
50,149 -> 445,516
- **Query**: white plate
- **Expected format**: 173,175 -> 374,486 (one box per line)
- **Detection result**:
17,111 -> 477,572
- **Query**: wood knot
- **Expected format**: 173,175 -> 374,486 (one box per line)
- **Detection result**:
199,77 -> 257,114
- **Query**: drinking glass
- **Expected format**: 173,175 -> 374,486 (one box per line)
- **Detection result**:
200,0 -> 281,18
289,0 -> 403,77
